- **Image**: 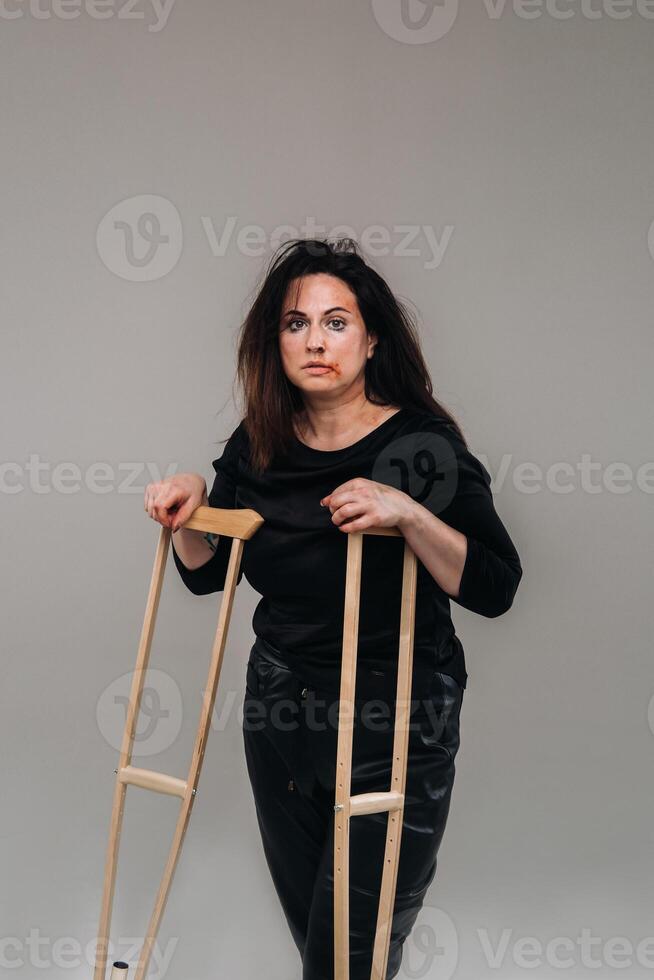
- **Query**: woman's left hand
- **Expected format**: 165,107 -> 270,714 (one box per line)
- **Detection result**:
320,478 -> 417,533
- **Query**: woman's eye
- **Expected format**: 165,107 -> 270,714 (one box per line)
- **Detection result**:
288,318 -> 345,332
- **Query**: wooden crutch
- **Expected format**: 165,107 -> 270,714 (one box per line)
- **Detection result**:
333,526 -> 419,980
92,504 -> 263,980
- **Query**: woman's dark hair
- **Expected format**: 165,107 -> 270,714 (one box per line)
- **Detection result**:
223,237 -> 468,473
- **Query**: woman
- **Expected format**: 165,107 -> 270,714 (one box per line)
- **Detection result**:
144,238 -> 523,980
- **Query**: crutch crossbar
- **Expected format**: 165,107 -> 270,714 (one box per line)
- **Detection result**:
346,791 -> 405,817
116,766 -> 188,799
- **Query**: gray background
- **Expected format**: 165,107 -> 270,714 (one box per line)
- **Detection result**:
2,2 -> 653,978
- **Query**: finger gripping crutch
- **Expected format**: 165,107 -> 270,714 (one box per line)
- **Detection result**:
92,505 -> 263,980
333,526 -> 418,980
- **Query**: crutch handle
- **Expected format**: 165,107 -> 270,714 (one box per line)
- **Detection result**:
180,503 -> 263,538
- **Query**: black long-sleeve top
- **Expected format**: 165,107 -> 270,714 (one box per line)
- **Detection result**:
172,408 -> 523,690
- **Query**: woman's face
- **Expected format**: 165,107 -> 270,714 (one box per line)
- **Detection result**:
278,273 -> 377,404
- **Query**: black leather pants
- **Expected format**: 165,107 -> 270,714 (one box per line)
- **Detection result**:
241,636 -> 464,980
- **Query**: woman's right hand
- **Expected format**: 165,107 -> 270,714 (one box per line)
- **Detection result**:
144,473 -> 208,533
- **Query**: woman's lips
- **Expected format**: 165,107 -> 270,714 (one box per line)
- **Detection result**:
303,365 -> 332,374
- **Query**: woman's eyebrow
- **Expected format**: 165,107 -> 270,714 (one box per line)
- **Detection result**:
282,306 -> 352,319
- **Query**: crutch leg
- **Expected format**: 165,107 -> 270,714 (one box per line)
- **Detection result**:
92,505 -> 263,980
94,525 -> 170,980
333,527 -> 418,980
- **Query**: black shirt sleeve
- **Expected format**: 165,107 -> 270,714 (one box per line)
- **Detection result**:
422,421 -> 523,618
171,423 -> 246,595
